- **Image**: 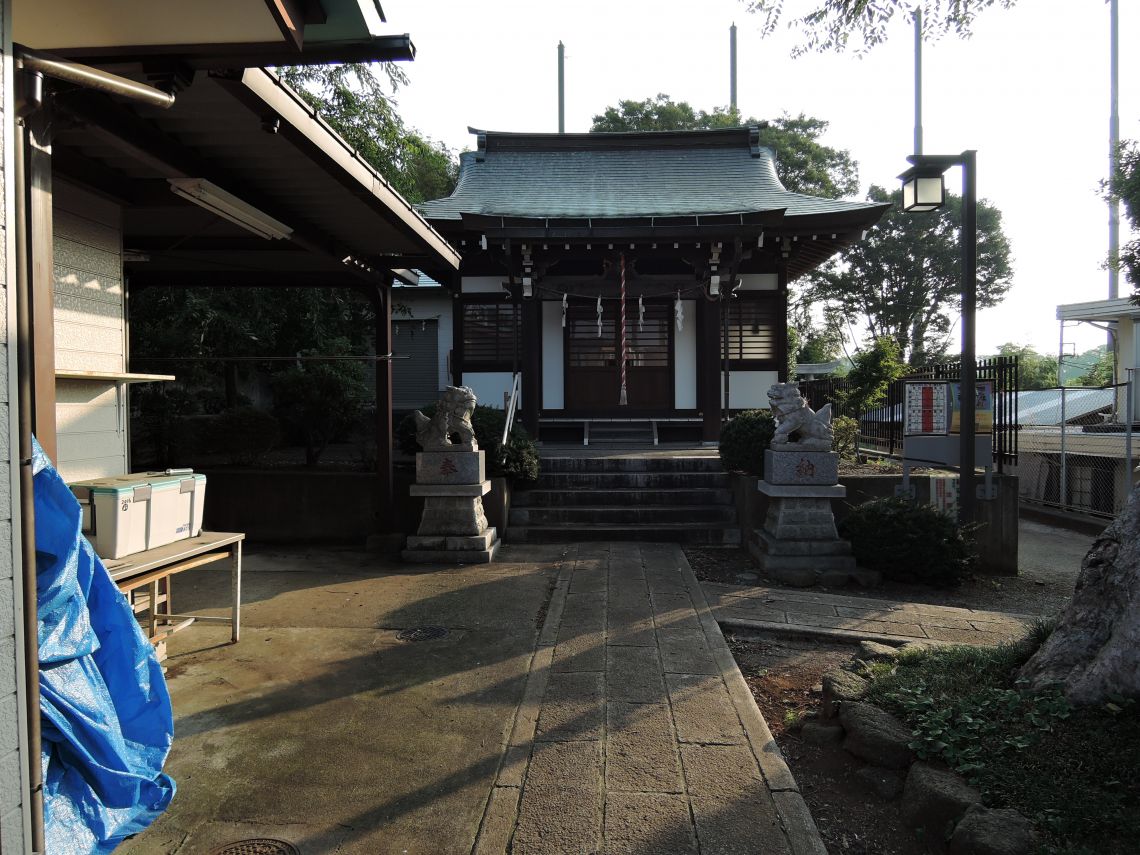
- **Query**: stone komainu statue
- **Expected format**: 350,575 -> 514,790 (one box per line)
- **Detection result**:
413,385 -> 479,451
767,383 -> 833,451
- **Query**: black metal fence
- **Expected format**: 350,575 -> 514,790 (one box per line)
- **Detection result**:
800,355 -> 1019,472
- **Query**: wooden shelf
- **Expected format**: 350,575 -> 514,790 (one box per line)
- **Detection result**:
55,370 -> 176,383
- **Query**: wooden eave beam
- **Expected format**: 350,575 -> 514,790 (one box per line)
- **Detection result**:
52,90 -> 387,285
46,34 -> 415,70
264,0 -> 308,52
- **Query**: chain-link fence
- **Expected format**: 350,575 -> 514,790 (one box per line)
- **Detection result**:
1013,381 -> 1136,518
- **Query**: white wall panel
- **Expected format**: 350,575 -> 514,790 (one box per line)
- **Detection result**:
674,301 -> 697,409
541,301 -> 564,410
726,370 -> 780,409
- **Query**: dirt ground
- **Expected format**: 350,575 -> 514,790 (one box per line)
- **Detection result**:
726,631 -> 924,855
686,517 -> 1094,617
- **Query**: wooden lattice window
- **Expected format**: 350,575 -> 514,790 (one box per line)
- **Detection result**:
723,298 -> 781,367
462,303 -> 521,368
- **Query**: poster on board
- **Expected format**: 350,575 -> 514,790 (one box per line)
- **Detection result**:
949,381 -> 994,433
904,381 -> 950,435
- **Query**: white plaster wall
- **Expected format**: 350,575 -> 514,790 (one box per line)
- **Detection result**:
395,288 -> 454,393
53,179 -> 127,482
541,301 -> 564,410
0,0 -> 29,847
726,370 -> 779,409
462,371 -> 514,410
737,273 -> 778,291
674,301 -> 697,409
460,275 -> 505,294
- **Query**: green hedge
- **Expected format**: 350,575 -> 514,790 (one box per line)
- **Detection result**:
718,409 -> 776,475
397,403 -> 540,483
839,497 -> 975,586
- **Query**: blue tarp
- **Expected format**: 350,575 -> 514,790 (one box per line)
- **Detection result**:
35,439 -> 176,853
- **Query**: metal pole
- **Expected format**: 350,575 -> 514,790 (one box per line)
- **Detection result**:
959,151 -> 977,525
914,9 -> 923,155
14,114 -> 46,855
1125,370 -> 1134,503
1108,0 -> 1120,302
1060,385 -> 1068,510
730,24 -> 738,112
557,41 -> 565,134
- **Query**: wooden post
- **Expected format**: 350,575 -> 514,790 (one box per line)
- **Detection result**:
698,296 -> 722,443
373,283 -> 394,524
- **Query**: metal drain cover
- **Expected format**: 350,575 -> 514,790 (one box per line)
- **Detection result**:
397,625 -> 449,642
209,839 -> 299,855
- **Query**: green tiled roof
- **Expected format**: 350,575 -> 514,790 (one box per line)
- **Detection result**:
419,127 -> 882,223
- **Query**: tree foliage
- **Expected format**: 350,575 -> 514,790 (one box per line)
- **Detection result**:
1109,140 -> 1140,296
995,343 -> 1057,391
590,95 -> 858,197
745,0 -> 1019,55
842,336 -> 904,414
276,63 -> 457,203
806,185 -> 1013,365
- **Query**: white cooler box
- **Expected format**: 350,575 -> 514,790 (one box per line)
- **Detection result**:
70,471 -> 207,559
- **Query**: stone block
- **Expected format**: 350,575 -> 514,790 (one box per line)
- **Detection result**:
416,450 -> 485,485
839,702 -> 914,769
758,481 -> 847,498
800,720 -> 845,745
948,804 -> 1035,855
405,529 -> 497,551
409,481 -> 491,497
416,495 -> 489,536
401,540 -> 500,564
820,668 -> 868,719
901,762 -> 982,840
765,450 -> 839,485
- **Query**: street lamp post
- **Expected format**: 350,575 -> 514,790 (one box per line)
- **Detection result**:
899,151 -> 978,526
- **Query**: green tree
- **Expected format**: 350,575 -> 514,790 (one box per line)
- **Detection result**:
843,336 -> 905,415
1070,346 -> 1113,387
806,185 -> 1013,365
995,343 -> 1058,391
745,0 -> 1019,55
590,96 -> 858,197
276,63 -> 457,203
1109,140 -> 1140,294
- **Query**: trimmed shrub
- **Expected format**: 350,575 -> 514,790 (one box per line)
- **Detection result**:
831,415 -> 859,460
397,403 -> 540,483
839,497 -> 975,586
718,409 -> 776,475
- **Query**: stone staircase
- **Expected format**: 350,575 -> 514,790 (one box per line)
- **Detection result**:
506,455 -> 740,545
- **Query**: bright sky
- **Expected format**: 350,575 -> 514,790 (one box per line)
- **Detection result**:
384,0 -> 1137,358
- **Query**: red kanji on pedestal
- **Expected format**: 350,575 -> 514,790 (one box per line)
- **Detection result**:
439,458 -> 458,475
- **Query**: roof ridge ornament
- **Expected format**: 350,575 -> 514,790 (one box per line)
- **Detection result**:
475,131 -> 487,162
748,124 -> 762,157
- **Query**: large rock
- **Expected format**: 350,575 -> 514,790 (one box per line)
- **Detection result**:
820,668 -> 868,719
859,641 -> 901,662
901,762 -> 982,843
839,702 -> 914,769
1018,484 -> 1140,705
948,804 -> 1035,855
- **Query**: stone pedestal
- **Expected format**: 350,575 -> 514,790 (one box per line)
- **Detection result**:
750,451 -> 856,587
403,450 -> 500,564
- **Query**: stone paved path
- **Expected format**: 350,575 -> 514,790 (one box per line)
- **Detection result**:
472,543 -> 823,855
704,582 -> 1034,645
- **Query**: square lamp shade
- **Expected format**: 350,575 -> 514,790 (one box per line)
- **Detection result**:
901,173 -> 945,213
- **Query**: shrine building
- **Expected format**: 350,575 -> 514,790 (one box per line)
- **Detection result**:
417,126 -> 889,443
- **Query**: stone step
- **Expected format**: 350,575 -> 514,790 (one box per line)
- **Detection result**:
506,523 -> 742,546
537,456 -> 724,474
513,487 -> 733,507
587,421 -> 654,445
509,504 -> 738,526
534,471 -> 730,490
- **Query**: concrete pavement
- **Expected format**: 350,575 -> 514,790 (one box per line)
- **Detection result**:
703,583 -> 1035,646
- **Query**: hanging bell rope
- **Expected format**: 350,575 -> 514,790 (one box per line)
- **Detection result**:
619,253 -> 629,406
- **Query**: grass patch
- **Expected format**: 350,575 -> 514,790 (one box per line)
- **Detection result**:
865,634 -> 1140,854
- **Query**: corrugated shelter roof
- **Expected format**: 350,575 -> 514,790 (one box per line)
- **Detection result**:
418,127 -> 885,222
1016,389 -> 1113,426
